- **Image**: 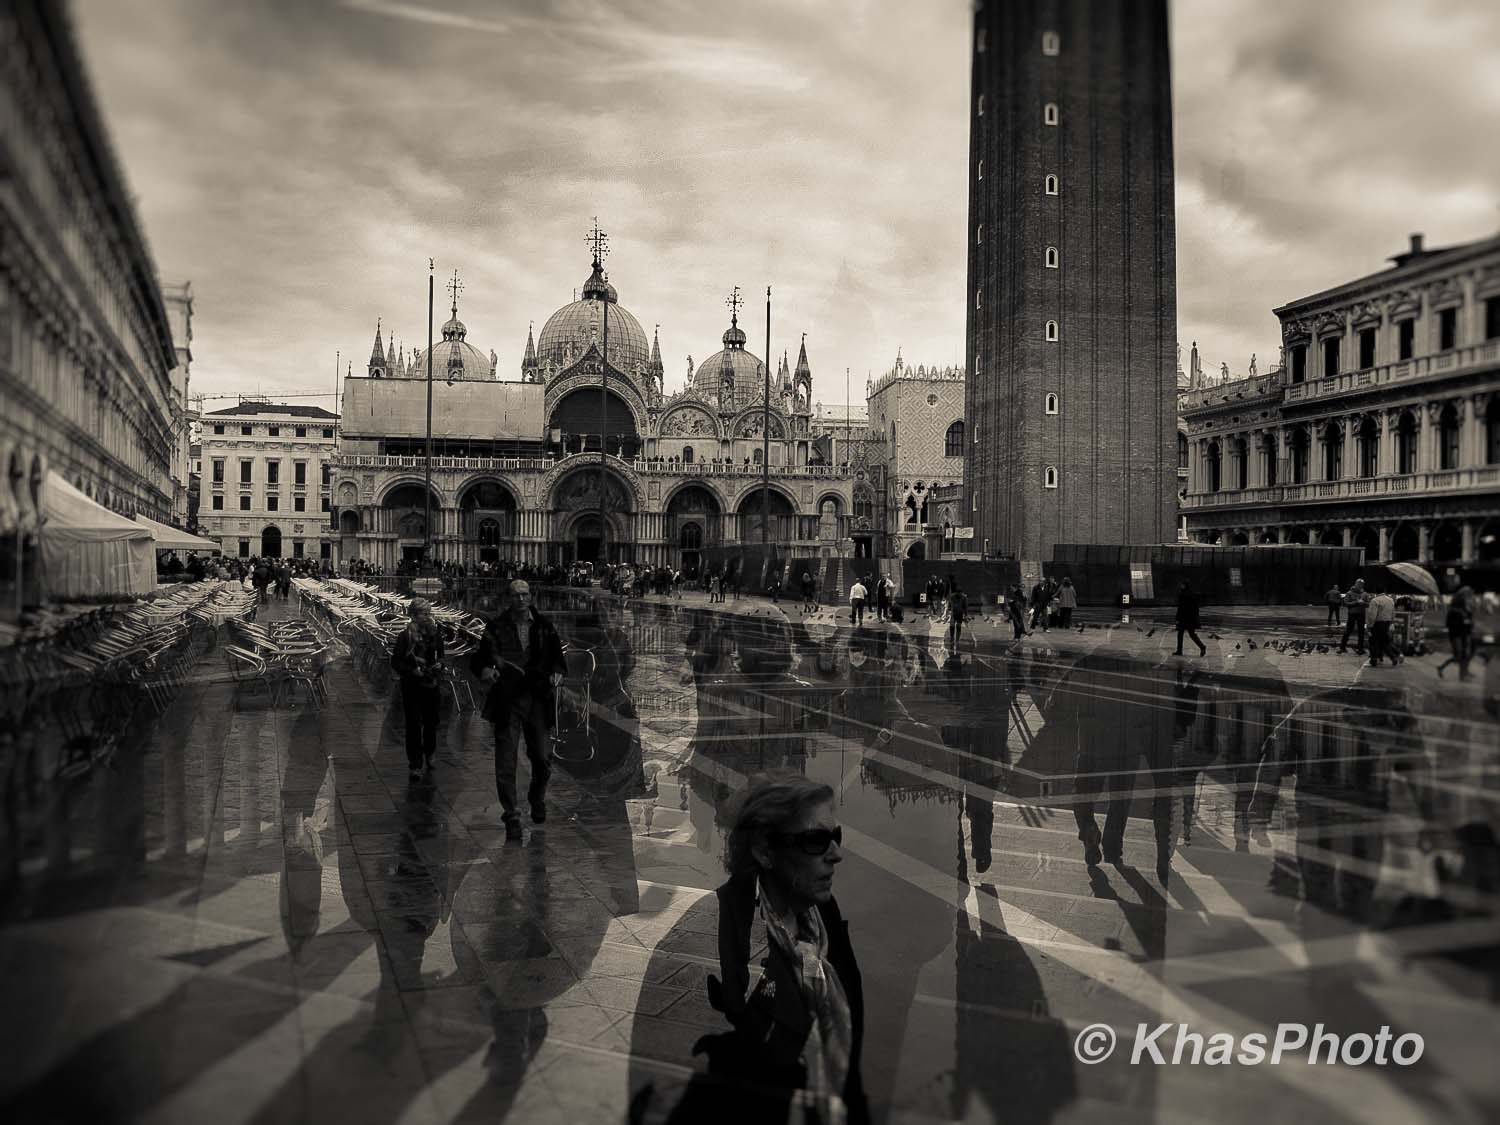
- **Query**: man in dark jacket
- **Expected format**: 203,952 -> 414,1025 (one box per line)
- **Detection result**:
1175,581 -> 1207,657
470,579 -> 567,840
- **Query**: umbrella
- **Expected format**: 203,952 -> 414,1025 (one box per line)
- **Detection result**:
1384,562 -> 1440,597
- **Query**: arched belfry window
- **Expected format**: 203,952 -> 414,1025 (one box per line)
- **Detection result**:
1042,31 -> 1060,55
1044,102 -> 1058,126
1044,466 -> 1058,489
1045,174 -> 1058,196
1045,320 -> 1059,342
1045,246 -> 1059,269
976,224 -> 983,245
1045,393 -> 1058,415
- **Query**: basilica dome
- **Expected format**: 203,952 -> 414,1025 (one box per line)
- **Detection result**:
535,261 -> 651,377
410,313 -> 495,382
692,320 -> 768,411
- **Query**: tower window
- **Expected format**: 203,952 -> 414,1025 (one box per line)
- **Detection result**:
1045,174 -> 1058,195
977,160 -> 983,180
976,288 -> 982,310
1045,320 -> 1059,342
1045,393 -> 1059,415
977,94 -> 985,117
977,28 -> 986,53
1042,31 -> 1060,56
1045,246 -> 1059,269
1044,102 -> 1058,126
976,224 -> 983,245
974,352 -> 981,375
1044,465 -> 1058,488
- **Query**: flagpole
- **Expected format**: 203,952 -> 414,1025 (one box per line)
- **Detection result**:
424,260 -> 434,569
761,286 -> 770,549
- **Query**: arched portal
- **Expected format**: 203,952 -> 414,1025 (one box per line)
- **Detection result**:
550,387 -> 641,458
261,525 -> 282,558
666,484 -> 720,573
459,479 -> 518,563
552,467 -> 636,564
907,540 -> 926,559
1228,530 -> 1249,546
1353,525 -> 1379,562
1390,524 -> 1420,562
736,487 -> 795,543
382,483 -> 442,567
1431,523 -> 1462,562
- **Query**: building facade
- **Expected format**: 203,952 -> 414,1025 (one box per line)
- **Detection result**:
332,254 -> 855,573
866,354 -> 966,559
197,402 -> 339,560
964,0 -> 1177,561
1181,232 -> 1500,564
0,1 -> 180,532
163,282 -> 194,528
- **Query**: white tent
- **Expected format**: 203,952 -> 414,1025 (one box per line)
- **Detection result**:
40,472 -> 155,599
133,514 -> 220,553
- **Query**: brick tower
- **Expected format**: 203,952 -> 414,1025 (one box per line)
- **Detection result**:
964,0 -> 1178,561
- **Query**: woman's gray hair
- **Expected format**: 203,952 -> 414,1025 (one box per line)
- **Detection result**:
721,770 -> 835,880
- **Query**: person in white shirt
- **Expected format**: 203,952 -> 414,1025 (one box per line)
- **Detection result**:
1367,588 -> 1399,666
849,578 -> 868,626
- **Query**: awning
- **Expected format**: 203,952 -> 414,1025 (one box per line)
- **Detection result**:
40,472 -> 155,598
134,514 -> 220,552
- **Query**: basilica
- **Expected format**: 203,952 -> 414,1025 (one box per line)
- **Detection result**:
330,252 -> 855,573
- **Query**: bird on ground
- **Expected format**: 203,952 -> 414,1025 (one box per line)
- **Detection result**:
1247,639 -> 1258,650
1145,628 -> 1156,637
1234,643 -> 1241,650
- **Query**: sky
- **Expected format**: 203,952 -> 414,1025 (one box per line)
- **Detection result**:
72,0 -> 1500,408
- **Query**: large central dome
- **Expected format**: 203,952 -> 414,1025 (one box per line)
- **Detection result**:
535,260 -> 650,376
410,312 -> 495,381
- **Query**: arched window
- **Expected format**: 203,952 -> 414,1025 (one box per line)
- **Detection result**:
853,487 -> 873,523
1357,416 -> 1379,478
1045,246 -> 1059,269
1045,320 -> 1059,342
1396,411 -> 1418,473
945,420 -> 965,457
977,160 -> 983,181
1044,465 -> 1058,489
1439,403 -> 1460,470
752,448 -> 763,465
1261,434 -> 1278,486
1322,421 -> 1343,480
1044,174 -> 1058,195
1044,102 -> 1058,126
682,445 -> 694,464
1290,426 -> 1310,484
1042,31 -> 1060,55
1046,393 -> 1059,415
680,522 -> 702,551
975,288 -> 982,310
1206,441 -> 1222,492
976,224 -> 983,245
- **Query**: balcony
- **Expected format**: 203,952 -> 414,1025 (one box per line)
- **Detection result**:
337,454 -> 557,472
1183,465 -> 1500,509
330,451 -> 852,480
628,458 -> 849,479
1282,340 -> 1500,406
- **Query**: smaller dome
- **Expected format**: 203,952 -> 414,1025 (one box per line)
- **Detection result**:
441,315 -> 468,341
580,260 -> 618,304
722,322 -> 747,349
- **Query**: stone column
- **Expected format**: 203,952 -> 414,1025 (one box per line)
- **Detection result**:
1277,527 -> 1288,544
1417,524 -> 1432,562
1343,415 -> 1358,479
1342,526 -> 1354,547
1418,403 -> 1434,472
1463,393 -> 1485,469
1376,524 -> 1390,562
1462,520 -> 1476,562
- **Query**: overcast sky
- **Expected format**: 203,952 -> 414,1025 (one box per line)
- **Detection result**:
73,0 -> 1499,407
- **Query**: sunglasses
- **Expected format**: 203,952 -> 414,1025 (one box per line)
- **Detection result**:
770,826 -> 843,856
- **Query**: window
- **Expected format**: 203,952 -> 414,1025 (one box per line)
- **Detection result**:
238,539 -> 250,558
1044,174 -> 1058,195
1358,326 -> 1376,369
268,426 -> 279,437
241,425 -> 252,435
1322,422 -> 1343,480
212,424 -> 224,434
239,459 -> 252,484
976,288 -> 982,310
212,459 -> 224,483
977,28 -> 986,52
1397,412 -> 1418,474
321,464 -> 331,486
293,540 -> 304,558
944,420 -> 965,457
1487,295 -> 1500,341
1044,465 -> 1058,488
294,461 -> 306,486
977,160 -> 983,180
1045,246 -> 1059,269
321,497 -> 330,512
1322,336 -> 1340,378
211,495 -> 223,510
1177,432 -> 1188,470
1045,393 -> 1059,415
977,94 -> 985,116
267,460 -> 279,486
295,426 -> 307,437
1044,102 -> 1058,126
294,496 -> 306,512
1290,343 -> 1307,383
267,495 -> 279,512
1439,403 -> 1460,469
239,495 -> 251,511
321,542 -> 332,560
682,445 -> 694,464
1398,318 -> 1415,360
322,428 -> 334,438
1438,306 -> 1457,351
1042,30 -> 1060,55
1045,319 -> 1059,342
974,352 -> 981,376
976,224 -> 983,245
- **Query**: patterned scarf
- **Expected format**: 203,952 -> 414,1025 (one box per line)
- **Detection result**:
757,888 -> 853,1120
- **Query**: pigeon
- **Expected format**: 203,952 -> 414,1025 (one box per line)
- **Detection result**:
1145,628 -> 1156,638
1234,643 -> 1241,650
1247,639 -> 1258,650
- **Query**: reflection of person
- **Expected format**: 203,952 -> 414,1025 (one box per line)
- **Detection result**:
390,597 -> 444,778
691,773 -> 868,1124
471,579 -> 566,840
1437,586 -> 1475,680
1326,583 -> 1343,626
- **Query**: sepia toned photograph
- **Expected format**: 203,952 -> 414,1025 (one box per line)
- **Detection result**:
1,1 -> 1497,1122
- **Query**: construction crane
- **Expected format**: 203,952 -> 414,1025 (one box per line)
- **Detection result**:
189,390 -> 337,410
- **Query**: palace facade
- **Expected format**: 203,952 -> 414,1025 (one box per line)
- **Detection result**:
330,255 -> 855,573
1181,231 -> 1500,564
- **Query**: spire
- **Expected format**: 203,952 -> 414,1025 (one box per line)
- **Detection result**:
649,324 -> 663,375
522,321 -> 538,380
795,333 -> 811,379
367,318 -> 386,377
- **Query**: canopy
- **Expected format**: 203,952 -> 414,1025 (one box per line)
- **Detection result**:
134,513 -> 220,552
40,472 -> 155,598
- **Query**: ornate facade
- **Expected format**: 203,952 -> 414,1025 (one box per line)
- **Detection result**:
867,353 -> 966,560
331,254 -> 854,572
1181,232 -> 1500,564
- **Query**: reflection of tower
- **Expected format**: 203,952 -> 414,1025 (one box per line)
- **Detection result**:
965,0 -> 1177,559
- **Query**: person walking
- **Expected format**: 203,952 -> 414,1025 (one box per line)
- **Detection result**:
1005,583 -> 1028,640
1174,580 -> 1207,657
1338,579 -> 1369,655
391,598 -> 444,779
1028,579 -> 1049,633
875,574 -> 891,622
471,579 -> 567,841
1367,587 -> 1398,667
849,576 -> 868,627
1325,583 -> 1343,626
800,570 -> 815,612
1057,576 -> 1078,627
1437,585 -> 1477,680
946,582 -> 968,647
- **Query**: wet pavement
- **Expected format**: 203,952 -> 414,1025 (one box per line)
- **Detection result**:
2,589 -> 1498,1124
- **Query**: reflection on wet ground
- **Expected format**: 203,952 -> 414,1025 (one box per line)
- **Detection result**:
2,589 -> 1497,1123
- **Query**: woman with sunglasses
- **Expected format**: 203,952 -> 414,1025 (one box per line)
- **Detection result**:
681,771 -> 867,1124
